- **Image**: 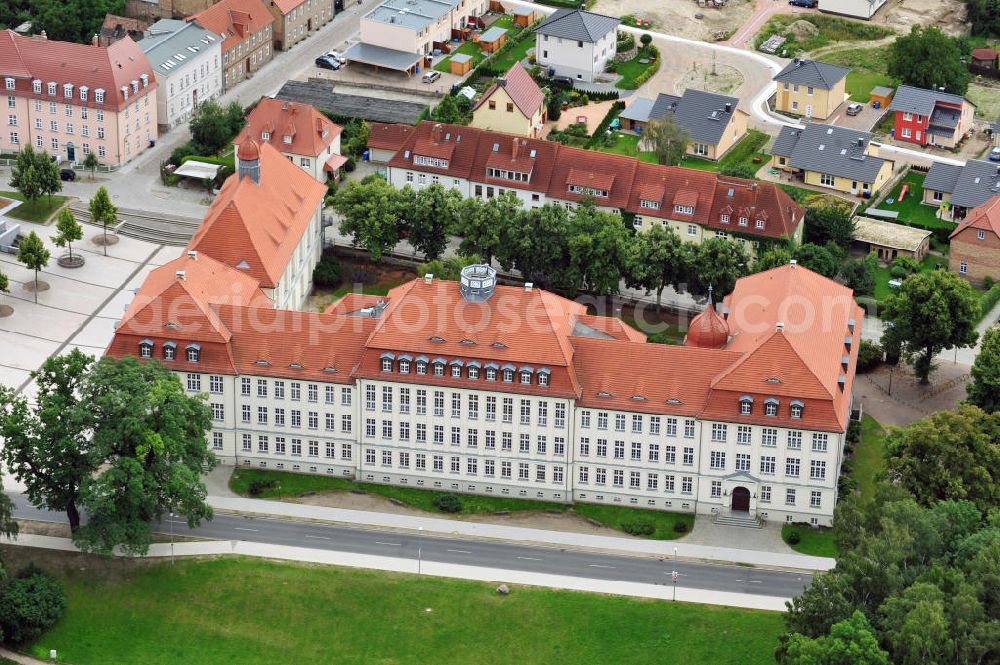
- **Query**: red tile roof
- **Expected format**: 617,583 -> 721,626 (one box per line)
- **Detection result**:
367,122 -> 414,152
238,98 -> 341,159
188,141 -> 326,288
0,30 -> 156,112
972,48 -> 997,61
473,62 -> 544,119
951,193 -> 1000,240
270,0 -> 308,15
388,122 -> 803,240
188,0 -> 273,52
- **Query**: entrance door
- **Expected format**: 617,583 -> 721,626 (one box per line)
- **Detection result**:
66,144 -> 75,162
928,133 -> 936,146
731,487 -> 750,512
805,104 -> 813,118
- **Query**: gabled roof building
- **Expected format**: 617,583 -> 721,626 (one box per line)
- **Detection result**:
772,58 -> 850,120
188,0 -> 273,91
534,8 -> 619,83
235,98 -> 343,182
923,158 -> 1000,219
771,122 -> 894,196
888,85 -> 975,149
141,19 -> 223,130
470,63 -> 546,138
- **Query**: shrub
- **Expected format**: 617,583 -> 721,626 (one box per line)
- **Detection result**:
838,474 -> 859,495
856,339 -> 883,373
433,493 -> 463,513
847,419 -> 862,443
622,520 -> 655,536
984,275 -> 995,291
0,569 -> 67,644
344,157 -> 357,173
673,520 -> 688,533
889,265 -> 908,279
892,255 -> 919,274
247,479 -> 277,496
640,33 -> 652,48
313,253 -> 342,288
786,530 -> 801,545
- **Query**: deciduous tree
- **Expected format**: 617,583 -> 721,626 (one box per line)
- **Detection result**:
9,146 -> 41,205
407,183 -> 462,260
880,270 -> 979,383
456,192 -> 521,267
88,185 -> 117,256
51,208 -> 83,262
840,253 -> 877,296
16,231 -> 49,303
332,177 -> 400,262
36,151 -> 61,206
563,202 -> 631,295
782,611 -> 888,665
646,115 -> 690,166
967,325 -> 1000,413
804,206 -> 855,249
753,246 -> 794,273
0,349 -> 96,533
505,203 -> 570,284
888,25 -> 972,96
794,242 -> 839,278
683,237 -> 750,298
83,151 -> 99,179
625,224 -> 685,306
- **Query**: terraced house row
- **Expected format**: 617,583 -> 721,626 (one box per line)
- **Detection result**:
108,133 -> 860,527
383,121 -> 806,254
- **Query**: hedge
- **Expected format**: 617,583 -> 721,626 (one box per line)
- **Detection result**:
584,100 -> 626,149
627,46 -> 661,89
980,282 -> 1000,322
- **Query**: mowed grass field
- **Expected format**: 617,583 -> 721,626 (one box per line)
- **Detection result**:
21,551 -> 785,665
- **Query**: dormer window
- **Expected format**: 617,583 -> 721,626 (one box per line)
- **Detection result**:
738,217 -> 748,226
32,80 -> 41,94
739,395 -> 753,415
63,83 -> 73,98
283,134 -> 292,144
95,89 -> 105,103
755,219 -> 765,229
640,199 -> 659,210
790,401 -> 804,419
139,339 -> 153,358
131,80 -> 139,94
186,343 -> 201,363
414,155 -> 449,168
399,359 -> 410,373
163,341 -> 177,361
720,214 -> 729,224
433,362 -> 445,377
538,372 -> 549,386
4,78 -> 14,90
261,131 -> 270,141
140,74 -> 149,88
47,82 -> 56,95
486,367 -> 497,381
451,365 -> 461,378
79,86 -> 88,101
381,358 -> 393,372
468,366 -> 480,379
673,205 -> 693,215
502,369 -> 514,383
416,361 -> 427,375
764,397 -> 779,417
567,184 -> 608,198
519,370 -> 531,385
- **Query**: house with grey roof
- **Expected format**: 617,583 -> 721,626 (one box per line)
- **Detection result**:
923,159 -> 1000,219
534,8 -> 619,83
142,19 -> 223,131
619,88 -> 750,160
772,58 -> 850,119
888,85 -> 975,149
819,0 -> 888,20
770,122 -> 894,196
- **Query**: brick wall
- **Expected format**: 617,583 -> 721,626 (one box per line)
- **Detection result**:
949,227 -> 1000,284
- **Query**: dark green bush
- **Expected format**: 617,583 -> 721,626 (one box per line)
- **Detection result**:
984,275 -> 995,291
433,494 -> 463,513
344,157 -> 357,173
786,530 -> 801,545
673,520 -> 688,533
856,339 -> 883,373
847,419 -> 862,443
622,520 -> 655,536
313,252 -> 342,288
0,569 -> 67,644
889,265 -> 908,279
248,479 -> 277,497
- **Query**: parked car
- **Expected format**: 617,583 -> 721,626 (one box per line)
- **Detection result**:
59,168 -> 76,181
315,55 -> 340,70
846,103 -> 864,116
325,50 -> 347,65
990,146 -> 1000,162
550,75 -> 574,88
421,70 -> 441,83
788,0 -> 817,7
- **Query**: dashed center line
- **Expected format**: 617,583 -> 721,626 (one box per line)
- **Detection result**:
446,549 -> 472,554
588,564 -> 615,569
304,535 -> 331,540
517,556 -> 542,561
376,541 -> 401,546
233,527 -> 259,532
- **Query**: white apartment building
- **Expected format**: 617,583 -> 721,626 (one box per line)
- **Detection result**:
142,19 -> 223,131
534,9 -> 619,83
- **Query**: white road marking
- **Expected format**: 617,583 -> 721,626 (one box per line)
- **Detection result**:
304,534 -> 331,540
517,556 -> 542,561
446,549 -> 472,554
166,520 -> 186,524
375,541 -> 402,546
588,564 -> 615,569
233,527 -> 259,532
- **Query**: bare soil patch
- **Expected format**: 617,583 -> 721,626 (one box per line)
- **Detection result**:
878,0 -> 968,37
23,280 -> 49,293
0,305 -> 12,318
677,63 -> 744,95
590,0 -> 754,41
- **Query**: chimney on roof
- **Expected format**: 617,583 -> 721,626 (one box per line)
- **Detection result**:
91,34 -> 98,47
856,137 -> 864,148
175,270 -> 186,281
940,86 -> 945,92
776,321 -> 784,331
724,102 -> 732,113
431,123 -> 443,144
793,57 -> 801,66
498,76 -> 507,87
39,30 -> 46,40
282,102 -> 288,111
187,250 -> 198,261
424,273 -> 434,284
524,282 -> 533,292
511,137 -> 520,161
790,259 -> 797,266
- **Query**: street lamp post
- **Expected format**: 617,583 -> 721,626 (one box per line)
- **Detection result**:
169,511 -> 175,566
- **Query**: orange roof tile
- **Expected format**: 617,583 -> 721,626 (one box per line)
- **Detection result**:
188,141 -> 326,288
367,122 -> 414,152
0,30 -> 156,112
270,0 -> 308,14
951,193 -> 1000,240
188,0 -> 273,52
238,98 -> 341,159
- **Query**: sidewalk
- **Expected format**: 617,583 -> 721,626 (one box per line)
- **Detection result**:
0,533 -> 789,611
207,495 -> 836,572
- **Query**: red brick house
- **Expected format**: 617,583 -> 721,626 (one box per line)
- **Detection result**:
888,85 -> 975,149
949,193 -> 1000,284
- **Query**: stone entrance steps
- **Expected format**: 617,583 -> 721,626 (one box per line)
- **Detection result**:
713,511 -> 763,528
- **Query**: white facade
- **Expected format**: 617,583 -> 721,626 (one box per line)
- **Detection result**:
236,134 -> 341,183
818,0 -> 887,20
185,369 -> 844,526
269,204 -> 323,310
535,29 -> 616,83
142,21 -> 224,131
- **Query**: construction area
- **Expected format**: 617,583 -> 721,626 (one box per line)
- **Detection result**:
875,0 -> 970,36
589,0 -> 754,41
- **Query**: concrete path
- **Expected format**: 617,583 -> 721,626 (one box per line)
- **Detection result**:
0,533 -> 791,610
684,518 -> 795,555
207,494 -> 835,571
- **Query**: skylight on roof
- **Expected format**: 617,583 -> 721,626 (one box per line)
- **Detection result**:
529,149 -> 536,158
818,144 -> 825,151
492,143 -> 499,152
596,391 -> 612,398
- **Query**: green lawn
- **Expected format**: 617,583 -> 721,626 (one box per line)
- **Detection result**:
595,132 -> 657,163
877,172 -> 957,231
492,24 -> 538,72
436,15 -> 525,73
23,553 -> 784,665
854,415 -> 887,504
230,468 -> 693,540
820,45 -> 895,102
754,15 -> 893,55
0,190 -> 70,223
614,49 -> 659,90
782,525 -> 837,558
845,69 -> 895,103
680,130 -> 769,175
433,38 -> 487,73
872,253 -> 947,302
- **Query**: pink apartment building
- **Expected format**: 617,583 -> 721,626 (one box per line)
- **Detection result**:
1,30 -> 158,167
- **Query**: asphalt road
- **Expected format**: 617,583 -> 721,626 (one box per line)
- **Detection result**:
9,494 -> 811,599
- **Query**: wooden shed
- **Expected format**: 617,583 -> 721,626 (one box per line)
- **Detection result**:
450,53 -> 473,76
477,26 -> 507,53
869,86 -> 894,110
513,6 -> 536,26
